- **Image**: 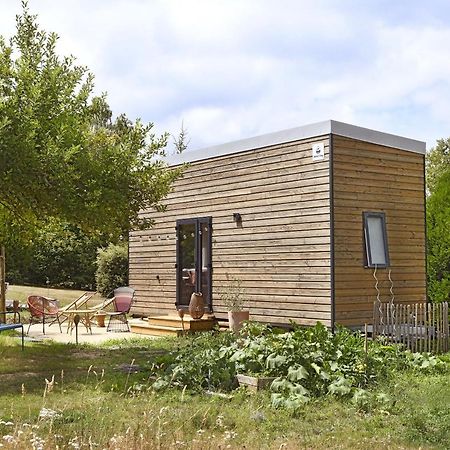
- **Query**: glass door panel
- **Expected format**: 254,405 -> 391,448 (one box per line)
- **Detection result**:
176,217 -> 212,311
200,220 -> 211,309
178,222 -> 196,307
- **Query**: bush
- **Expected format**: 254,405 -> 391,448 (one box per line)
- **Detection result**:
427,169 -> 450,302
6,220 -> 103,289
95,243 -> 129,296
151,322 -> 447,413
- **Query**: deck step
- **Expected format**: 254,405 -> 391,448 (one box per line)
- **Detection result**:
130,315 -> 217,336
130,321 -> 183,337
147,315 -> 217,330
218,321 -> 230,331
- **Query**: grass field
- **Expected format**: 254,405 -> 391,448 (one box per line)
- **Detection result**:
6,285 -> 104,307
0,333 -> 449,449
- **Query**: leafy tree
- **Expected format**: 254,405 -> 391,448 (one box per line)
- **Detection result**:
426,168 -> 450,302
426,138 -> 450,193
426,138 -> 450,302
0,2 -> 182,246
26,220 -> 105,289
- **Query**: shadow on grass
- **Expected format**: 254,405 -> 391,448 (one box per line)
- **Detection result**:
0,333 -> 173,394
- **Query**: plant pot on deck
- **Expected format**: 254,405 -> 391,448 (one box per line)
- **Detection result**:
228,310 -> 249,333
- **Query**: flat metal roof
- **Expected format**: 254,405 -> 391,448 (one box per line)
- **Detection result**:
167,120 -> 426,166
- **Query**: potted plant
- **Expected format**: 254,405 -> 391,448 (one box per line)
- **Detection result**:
220,277 -> 249,332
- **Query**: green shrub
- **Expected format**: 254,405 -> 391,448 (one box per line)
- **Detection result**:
151,322 -> 447,413
6,220 -> 104,289
95,243 -> 129,296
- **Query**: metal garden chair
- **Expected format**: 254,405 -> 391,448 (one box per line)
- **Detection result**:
104,287 -> 135,332
27,295 -> 62,334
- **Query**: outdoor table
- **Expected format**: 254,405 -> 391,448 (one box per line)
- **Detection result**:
66,309 -> 95,334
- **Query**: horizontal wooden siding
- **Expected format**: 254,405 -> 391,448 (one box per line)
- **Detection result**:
129,136 -> 332,326
332,136 -> 426,327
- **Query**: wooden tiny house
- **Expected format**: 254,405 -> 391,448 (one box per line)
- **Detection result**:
129,120 -> 426,329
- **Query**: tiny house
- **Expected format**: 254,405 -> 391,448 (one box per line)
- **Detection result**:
129,120 -> 426,329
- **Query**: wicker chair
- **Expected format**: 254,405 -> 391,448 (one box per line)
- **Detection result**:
27,296 -> 62,334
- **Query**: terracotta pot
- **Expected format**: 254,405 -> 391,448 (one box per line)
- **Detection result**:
228,310 -> 249,332
189,292 -> 205,319
96,313 -> 106,327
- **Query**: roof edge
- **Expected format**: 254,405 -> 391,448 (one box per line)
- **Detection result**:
167,120 -> 426,166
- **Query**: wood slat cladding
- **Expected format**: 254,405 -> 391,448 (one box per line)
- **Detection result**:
129,123 -> 426,331
129,136 -> 332,327
332,136 -> 426,327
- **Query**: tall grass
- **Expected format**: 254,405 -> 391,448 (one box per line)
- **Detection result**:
0,335 -> 449,449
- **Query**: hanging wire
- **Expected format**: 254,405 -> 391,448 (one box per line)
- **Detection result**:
388,268 -> 396,315
373,265 -> 384,329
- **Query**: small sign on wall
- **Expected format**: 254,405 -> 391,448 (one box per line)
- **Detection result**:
312,142 -> 325,161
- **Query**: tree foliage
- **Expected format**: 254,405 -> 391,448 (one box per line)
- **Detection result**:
426,168 -> 450,302
7,219 -> 104,289
0,3 -> 182,247
426,138 -> 450,302
95,243 -> 129,296
426,138 -> 450,193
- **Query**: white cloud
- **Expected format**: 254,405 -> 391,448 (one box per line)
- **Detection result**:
2,0 -> 450,149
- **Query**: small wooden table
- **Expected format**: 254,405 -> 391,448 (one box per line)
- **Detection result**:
66,309 -> 95,334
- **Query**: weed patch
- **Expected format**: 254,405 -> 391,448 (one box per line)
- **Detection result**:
0,327 -> 449,449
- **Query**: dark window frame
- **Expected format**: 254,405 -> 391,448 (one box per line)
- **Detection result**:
363,211 -> 390,268
175,216 -> 213,311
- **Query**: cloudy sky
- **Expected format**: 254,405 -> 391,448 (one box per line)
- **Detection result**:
2,0 -> 450,151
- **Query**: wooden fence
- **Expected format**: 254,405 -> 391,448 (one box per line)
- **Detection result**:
373,302 -> 449,353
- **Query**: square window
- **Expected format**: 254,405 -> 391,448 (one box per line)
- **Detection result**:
363,212 -> 389,268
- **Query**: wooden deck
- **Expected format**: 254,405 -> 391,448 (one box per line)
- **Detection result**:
130,315 -> 217,336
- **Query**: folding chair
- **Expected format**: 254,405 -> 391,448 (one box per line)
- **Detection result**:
49,291 -> 96,327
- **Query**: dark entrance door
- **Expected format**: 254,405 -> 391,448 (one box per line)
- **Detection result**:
176,217 -> 212,311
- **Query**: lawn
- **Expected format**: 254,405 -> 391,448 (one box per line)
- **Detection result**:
6,285 -> 104,307
0,329 -> 449,449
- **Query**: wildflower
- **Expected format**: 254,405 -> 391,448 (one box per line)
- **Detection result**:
223,430 -> 237,440
39,408 -> 61,420
68,436 -> 80,449
215,415 -> 224,427
30,434 -> 45,450
0,421 -> 13,426
196,429 -> 205,435
2,435 -> 15,443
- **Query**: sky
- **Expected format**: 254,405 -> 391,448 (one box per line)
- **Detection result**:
2,0 -> 450,152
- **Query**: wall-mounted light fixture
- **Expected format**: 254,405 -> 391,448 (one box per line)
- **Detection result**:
233,213 -> 242,223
